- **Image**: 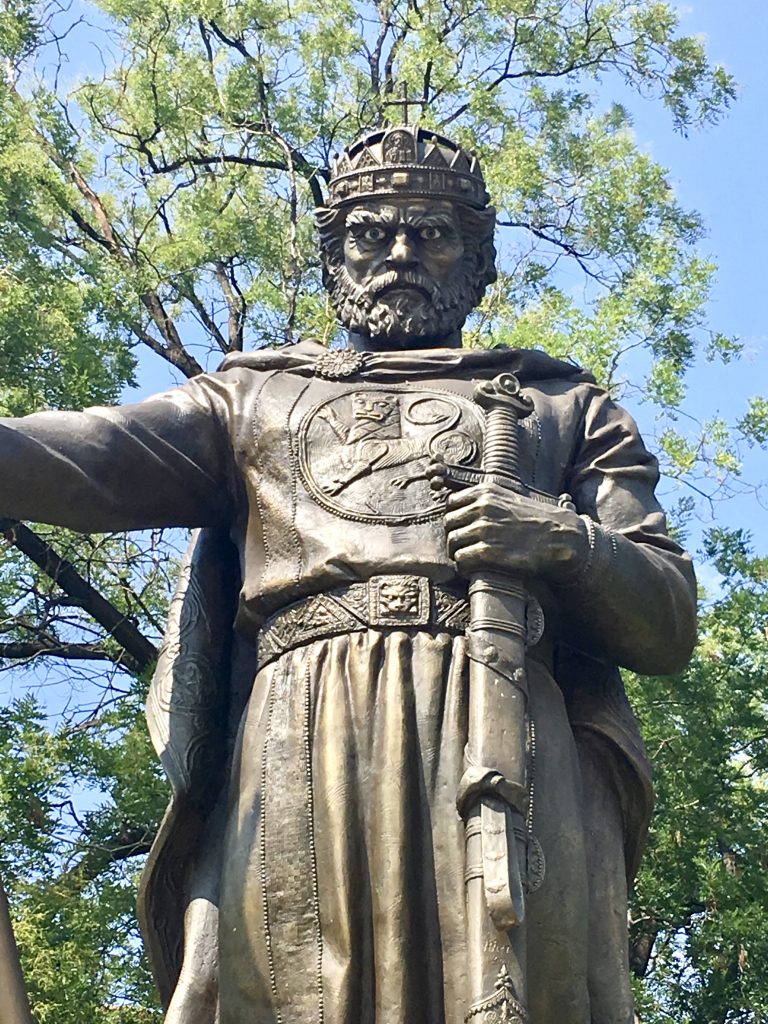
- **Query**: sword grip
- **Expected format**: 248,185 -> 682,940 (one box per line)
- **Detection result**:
475,373 -> 533,480
484,405 -> 522,476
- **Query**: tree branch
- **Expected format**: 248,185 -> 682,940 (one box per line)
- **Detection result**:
58,825 -> 155,887
145,152 -> 288,176
231,117 -> 328,205
6,82 -> 203,378
0,641 -> 123,663
497,219 -> 603,281
215,259 -> 246,351
0,521 -> 158,676
139,293 -> 204,377
178,282 -> 230,354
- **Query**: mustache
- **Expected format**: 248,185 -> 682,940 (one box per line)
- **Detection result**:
364,269 -> 437,300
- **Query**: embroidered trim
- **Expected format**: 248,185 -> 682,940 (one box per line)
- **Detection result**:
261,659 -> 284,1024
262,652 -> 324,1019
465,965 -> 529,1024
286,380 -> 312,589
570,514 -> 618,593
252,371 -> 279,595
303,658 -> 324,1023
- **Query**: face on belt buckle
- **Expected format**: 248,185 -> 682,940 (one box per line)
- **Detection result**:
368,575 -> 430,627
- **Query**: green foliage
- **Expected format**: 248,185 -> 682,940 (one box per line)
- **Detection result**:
0,0 -> 742,390
1,693 -> 166,1021
739,396 -> 768,447
629,530 -> 768,1022
0,525 -> 174,1017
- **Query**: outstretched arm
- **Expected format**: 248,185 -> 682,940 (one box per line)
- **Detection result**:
0,373 -> 238,533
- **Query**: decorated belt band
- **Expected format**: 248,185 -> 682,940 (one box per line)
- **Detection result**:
256,575 -> 470,671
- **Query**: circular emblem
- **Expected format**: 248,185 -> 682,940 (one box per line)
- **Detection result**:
298,386 -> 484,523
314,348 -> 365,380
429,430 -> 477,465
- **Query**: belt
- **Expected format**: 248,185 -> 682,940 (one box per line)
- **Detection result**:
257,574 -> 470,671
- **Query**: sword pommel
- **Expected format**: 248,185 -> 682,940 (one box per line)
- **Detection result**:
474,373 -> 534,417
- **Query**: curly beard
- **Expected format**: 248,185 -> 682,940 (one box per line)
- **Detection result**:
326,264 -> 479,343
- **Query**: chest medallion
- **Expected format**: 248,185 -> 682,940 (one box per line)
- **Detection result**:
298,386 -> 484,523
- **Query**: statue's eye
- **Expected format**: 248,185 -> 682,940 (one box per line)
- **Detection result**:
362,226 -> 387,242
420,226 -> 442,240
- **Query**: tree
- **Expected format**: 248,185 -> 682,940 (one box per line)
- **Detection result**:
0,0 -> 765,1019
628,528 -> 768,1023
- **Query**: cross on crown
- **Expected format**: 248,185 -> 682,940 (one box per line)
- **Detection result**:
381,82 -> 427,126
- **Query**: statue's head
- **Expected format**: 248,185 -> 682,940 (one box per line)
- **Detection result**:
316,125 -> 497,348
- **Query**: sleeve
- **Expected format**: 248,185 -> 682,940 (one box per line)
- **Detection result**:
0,372 -> 241,532
556,386 -> 697,676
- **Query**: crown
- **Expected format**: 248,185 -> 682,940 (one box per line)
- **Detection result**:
327,124 -> 490,210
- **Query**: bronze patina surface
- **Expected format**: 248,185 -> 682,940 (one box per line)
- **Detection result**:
0,124 -> 696,1024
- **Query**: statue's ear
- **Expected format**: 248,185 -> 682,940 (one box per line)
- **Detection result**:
320,258 -> 335,291
315,204 -> 345,284
467,245 -> 495,292
479,245 -> 499,286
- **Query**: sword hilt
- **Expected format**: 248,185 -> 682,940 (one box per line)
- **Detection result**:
474,373 -> 534,479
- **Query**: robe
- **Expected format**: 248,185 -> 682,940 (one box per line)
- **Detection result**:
0,341 -> 696,1024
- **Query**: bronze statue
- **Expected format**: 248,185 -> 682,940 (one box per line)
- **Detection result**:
0,125 -> 696,1024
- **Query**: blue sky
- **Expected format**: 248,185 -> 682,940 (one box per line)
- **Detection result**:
622,2 -> 768,552
626,3 -> 765,483
643,2 -> 767,377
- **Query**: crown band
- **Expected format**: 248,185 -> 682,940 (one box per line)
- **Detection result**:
326,125 -> 490,210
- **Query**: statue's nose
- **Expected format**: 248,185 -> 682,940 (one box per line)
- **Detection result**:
386,230 -> 417,269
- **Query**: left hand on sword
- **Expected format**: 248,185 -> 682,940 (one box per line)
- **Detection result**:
441,481 -> 589,583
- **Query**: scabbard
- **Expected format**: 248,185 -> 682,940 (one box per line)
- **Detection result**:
458,373 -> 537,1024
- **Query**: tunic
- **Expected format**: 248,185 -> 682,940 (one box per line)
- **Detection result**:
0,341 -> 697,1024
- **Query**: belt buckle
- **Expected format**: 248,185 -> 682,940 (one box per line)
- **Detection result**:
368,575 -> 430,627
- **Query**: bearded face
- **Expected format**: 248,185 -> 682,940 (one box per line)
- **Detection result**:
329,261 -> 481,343
318,198 -> 496,347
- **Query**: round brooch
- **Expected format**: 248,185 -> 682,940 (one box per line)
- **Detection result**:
314,349 -> 365,380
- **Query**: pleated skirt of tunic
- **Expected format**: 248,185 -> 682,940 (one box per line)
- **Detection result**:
217,628 -> 625,1024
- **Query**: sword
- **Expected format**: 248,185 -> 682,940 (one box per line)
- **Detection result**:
0,880 -> 35,1024
455,372 -> 538,1024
